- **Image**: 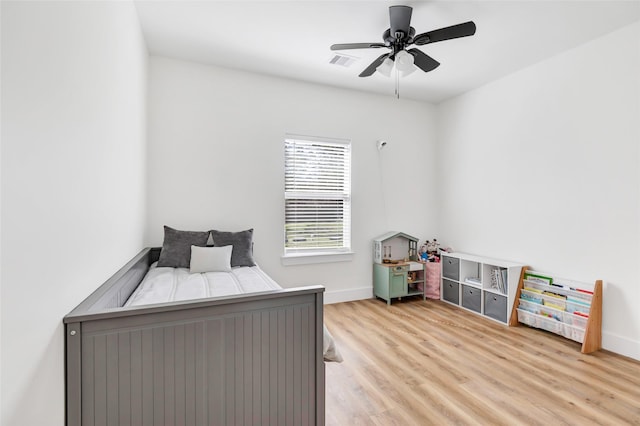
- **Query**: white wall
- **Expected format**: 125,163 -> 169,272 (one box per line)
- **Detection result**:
147,56 -> 438,302
437,22 -> 640,359
1,2 -> 148,425
0,3 -> 3,420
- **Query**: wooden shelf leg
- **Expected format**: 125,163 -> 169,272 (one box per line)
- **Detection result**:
581,280 -> 603,354
508,266 -> 529,326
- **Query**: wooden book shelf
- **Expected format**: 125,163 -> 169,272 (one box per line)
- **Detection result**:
509,267 -> 602,354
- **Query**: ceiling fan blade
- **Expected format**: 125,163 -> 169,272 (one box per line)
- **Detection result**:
408,48 -> 440,73
414,21 -> 476,45
359,53 -> 392,77
389,5 -> 412,38
331,43 -> 387,51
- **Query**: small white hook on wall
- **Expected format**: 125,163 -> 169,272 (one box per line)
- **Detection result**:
377,140 -> 388,151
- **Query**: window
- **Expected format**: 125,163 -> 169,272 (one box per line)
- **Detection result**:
284,134 -> 351,259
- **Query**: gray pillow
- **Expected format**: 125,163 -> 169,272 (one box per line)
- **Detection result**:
157,226 -> 210,268
210,228 -> 256,267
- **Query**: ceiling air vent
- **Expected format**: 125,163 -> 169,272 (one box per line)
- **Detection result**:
329,53 -> 358,68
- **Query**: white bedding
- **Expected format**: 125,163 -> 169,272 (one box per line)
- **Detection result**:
125,262 -> 281,306
125,262 -> 343,362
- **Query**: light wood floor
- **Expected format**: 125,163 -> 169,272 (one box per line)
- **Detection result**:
324,298 -> 640,425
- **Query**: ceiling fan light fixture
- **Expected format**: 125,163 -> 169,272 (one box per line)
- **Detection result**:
376,57 -> 394,77
395,50 -> 414,72
331,5 -> 477,89
400,65 -> 417,77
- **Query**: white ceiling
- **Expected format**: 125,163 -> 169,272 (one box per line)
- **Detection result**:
134,0 -> 640,104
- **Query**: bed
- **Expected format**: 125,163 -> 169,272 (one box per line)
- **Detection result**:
64,229 -> 336,426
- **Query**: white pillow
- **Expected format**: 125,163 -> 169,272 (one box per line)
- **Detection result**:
190,245 -> 232,273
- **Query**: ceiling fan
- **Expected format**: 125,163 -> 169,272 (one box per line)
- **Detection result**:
331,5 -> 476,77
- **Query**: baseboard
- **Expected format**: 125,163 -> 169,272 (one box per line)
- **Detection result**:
324,286 -> 372,305
602,331 -> 640,361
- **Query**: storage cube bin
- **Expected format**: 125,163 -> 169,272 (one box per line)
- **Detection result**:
442,256 -> 460,281
461,284 -> 481,313
484,292 -> 507,323
442,279 -> 459,304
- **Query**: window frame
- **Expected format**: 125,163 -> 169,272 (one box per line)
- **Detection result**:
282,134 -> 353,265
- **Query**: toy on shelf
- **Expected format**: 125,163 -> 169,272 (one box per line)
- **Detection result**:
423,239 -> 441,262
420,244 -> 428,261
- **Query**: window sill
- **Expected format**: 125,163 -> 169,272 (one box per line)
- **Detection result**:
281,251 -> 354,266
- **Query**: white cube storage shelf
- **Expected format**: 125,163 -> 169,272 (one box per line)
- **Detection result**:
441,252 -> 523,324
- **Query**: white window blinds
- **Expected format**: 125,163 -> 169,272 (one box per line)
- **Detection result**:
284,135 -> 351,254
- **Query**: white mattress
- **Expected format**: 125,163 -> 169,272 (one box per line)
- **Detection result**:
125,262 -> 282,307
124,262 -> 343,362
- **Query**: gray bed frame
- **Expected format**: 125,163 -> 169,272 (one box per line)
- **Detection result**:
64,247 -> 325,426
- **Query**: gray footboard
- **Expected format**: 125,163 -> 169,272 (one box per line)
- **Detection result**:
64,248 -> 325,426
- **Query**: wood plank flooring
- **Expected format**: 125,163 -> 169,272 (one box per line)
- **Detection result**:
324,298 -> 640,425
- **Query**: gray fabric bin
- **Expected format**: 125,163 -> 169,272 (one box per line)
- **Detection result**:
442,256 -> 460,281
484,292 -> 507,322
461,284 -> 481,313
442,279 -> 459,304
